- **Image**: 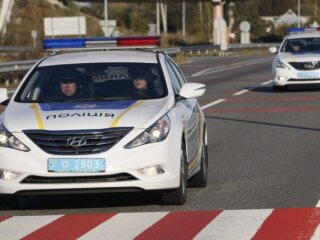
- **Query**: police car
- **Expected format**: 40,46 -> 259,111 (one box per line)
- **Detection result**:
269,28 -> 320,91
0,36 -> 207,205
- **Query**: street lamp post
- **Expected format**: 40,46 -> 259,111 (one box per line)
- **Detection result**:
104,0 -> 108,36
298,0 -> 301,27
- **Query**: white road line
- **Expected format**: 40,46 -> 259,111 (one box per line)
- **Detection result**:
79,212 -> 168,240
261,80 -> 273,85
194,209 -> 273,240
229,58 -> 272,67
233,89 -> 249,96
203,65 -> 241,76
191,65 -> 227,77
311,223 -> 320,240
201,99 -> 225,110
188,58 -> 270,77
316,199 -> 320,207
190,65 -> 241,78
0,215 -> 62,240
191,58 -> 272,78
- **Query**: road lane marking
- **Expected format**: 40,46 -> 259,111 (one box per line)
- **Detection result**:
316,199 -> 320,207
204,105 -> 320,114
312,224 -> 320,240
229,58 -> 272,67
190,57 -> 273,78
194,209 -> 273,240
79,212 -> 168,240
233,89 -> 250,96
0,209 -> 319,239
201,99 -> 225,110
191,65 -> 227,77
190,65 -> 241,77
261,80 -> 272,85
23,213 -> 116,240
0,215 -> 62,240
252,208 -> 320,239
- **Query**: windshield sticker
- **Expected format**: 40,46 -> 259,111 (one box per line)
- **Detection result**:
39,101 -> 137,111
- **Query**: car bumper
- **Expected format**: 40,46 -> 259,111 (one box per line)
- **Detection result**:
273,68 -> 320,86
0,134 -> 182,195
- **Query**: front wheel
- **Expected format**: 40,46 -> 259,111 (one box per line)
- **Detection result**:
189,133 -> 208,188
161,143 -> 187,205
0,195 -> 19,209
273,85 -> 287,92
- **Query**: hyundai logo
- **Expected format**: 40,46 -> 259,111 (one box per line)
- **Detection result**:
66,137 -> 87,147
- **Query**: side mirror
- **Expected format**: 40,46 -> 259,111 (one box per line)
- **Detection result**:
0,88 -> 8,103
269,47 -> 278,54
178,83 -> 206,99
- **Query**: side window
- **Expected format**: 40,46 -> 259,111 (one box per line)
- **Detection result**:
168,59 -> 186,86
166,60 -> 182,95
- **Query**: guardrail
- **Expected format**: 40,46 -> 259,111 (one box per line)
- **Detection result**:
0,46 -> 33,52
0,43 -> 281,74
0,59 -> 38,73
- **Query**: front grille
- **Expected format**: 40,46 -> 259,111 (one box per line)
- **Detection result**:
21,173 -> 137,184
289,62 -> 320,70
24,128 -> 132,155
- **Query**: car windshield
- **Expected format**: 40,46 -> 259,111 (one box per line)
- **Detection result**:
15,63 -> 168,103
280,37 -> 320,53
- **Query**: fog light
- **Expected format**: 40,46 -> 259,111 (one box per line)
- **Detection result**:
277,76 -> 287,81
138,166 -> 164,176
0,170 -> 20,180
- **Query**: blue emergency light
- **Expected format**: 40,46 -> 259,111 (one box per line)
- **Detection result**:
43,36 -> 160,51
288,27 -> 320,33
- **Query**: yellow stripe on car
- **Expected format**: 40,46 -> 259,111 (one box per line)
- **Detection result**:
31,103 -> 45,129
112,100 -> 144,127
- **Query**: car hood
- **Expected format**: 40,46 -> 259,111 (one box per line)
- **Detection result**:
2,99 -> 171,132
278,52 -> 320,62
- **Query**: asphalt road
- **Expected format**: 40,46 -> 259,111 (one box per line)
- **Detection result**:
2,53 -> 320,216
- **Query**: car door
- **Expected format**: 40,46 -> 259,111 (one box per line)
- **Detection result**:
165,58 -> 202,168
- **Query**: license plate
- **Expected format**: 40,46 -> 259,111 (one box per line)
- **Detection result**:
48,158 -> 106,173
297,71 -> 319,78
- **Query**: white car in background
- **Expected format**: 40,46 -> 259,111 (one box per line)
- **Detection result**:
0,36 -> 207,205
269,28 -> 320,91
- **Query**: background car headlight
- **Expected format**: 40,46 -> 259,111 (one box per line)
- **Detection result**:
276,60 -> 290,70
125,114 -> 171,149
0,123 -> 29,151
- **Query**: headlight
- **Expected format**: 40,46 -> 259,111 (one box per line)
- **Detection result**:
0,123 -> 29,151
125,114 -> 171,149
276,60 -> 290,70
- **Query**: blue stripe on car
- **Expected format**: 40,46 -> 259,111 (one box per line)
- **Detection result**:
39,101 -> 137,111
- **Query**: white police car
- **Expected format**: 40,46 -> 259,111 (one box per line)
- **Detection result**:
0,36 -> 207,205
269,28 -> 320,91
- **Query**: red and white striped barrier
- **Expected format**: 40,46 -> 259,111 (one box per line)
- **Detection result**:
0,208 -> 320,240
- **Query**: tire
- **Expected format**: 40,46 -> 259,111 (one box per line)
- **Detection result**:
0,195 -> 19,209
273,85 -> 287,92
161,143 -> 187,205
189,132 -> 208,188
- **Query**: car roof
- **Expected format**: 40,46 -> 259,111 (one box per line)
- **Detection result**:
39,50 -> 159,67
286,32 -> 320,40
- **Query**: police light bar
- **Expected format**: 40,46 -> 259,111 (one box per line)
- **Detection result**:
288,27 -> 320,33
43,36 -> 160,51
